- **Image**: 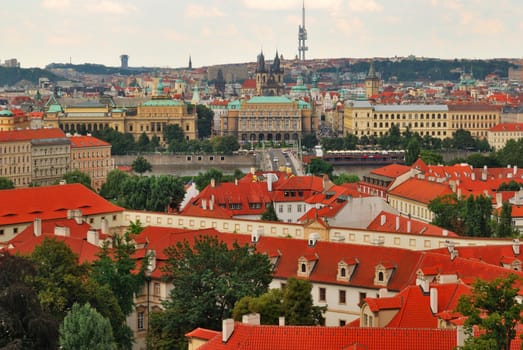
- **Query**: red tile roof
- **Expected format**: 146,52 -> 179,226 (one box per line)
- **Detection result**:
196,324 -> 458,350
371,164 -> 411,178
0,127 -> 66,142
489,123 -> 523,132
0,184 -> 123,226
367,211 -> 459,237
388,178 -> 453,204
68,135 -> 110,148
185,328 -> 220,341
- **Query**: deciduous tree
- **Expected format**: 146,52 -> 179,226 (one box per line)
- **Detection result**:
456,274 -> 523,350
132,156 -> 152,175
61,170 -> 92,189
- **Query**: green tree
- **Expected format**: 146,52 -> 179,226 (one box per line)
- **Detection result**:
498,180 -> 522,191
62,170 -> 92,189
428,194 -> 462,233
419,150 -> 443,165
456,274 -> 523,350
496,139 -> 523,167
307,158 -> 333,178
332,173 -> 360,185
132,155 -> 152,175
405,137 -> 420,165
100,169 -> 131,201
282,277 -> 325,326
211,135 -> 240,155
301,133 -> 318,150
0,252 -> 59,350
461,195 -> 493,237
30,238 -> 88,320
194,168 -> 224,191
233,289 -> 283,325
233,279 -> 325,326
494,202 -> 516,238
149,235 -> 273,349
59,303 -> 116,350
147,175 -> 186,212
196,104 -> 214,138
261,203 -> 279,221
0,176 -> 15,189
163,124 -> 185,145
136,132 -> 150,152
452,129 -> 476,150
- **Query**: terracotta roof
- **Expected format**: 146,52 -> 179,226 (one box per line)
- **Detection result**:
185,328 -> 220,341
0,127 -> 66,143
69,135 -> 110,148
367,211 -> 459,237
196,324 -> 457,350
371,164 -> 411,178
0,184 -> 123,226
489,123 -> 523,132
388,178 -> 453,204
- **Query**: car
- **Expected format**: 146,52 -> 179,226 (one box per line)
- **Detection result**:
273,157 -> 279,162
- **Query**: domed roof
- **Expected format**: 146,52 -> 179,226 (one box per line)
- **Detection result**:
0,109 -> 13,116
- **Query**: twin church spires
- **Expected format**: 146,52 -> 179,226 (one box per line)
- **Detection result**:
255,50 -> 284,96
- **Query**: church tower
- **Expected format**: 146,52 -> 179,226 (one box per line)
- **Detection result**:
365,61 -> 380,98
255,50 -> 285,96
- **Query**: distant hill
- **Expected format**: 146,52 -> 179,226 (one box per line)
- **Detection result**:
45,63 -> 154,76
319,58 -> 516,82
0,67 -> 60,87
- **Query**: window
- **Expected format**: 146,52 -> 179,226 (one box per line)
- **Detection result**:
339,320 -> 346,327
378,271 -> 384,282
301,263 -> 306,273
340,267 -> 346,277
154,282 -> 161,297
278,205 -> 283,213
287,205 -> 292,213
137,311 -> 145,330
359,292 -> 367,306
339,290 -> 346,304
13,228 -> 18,234
319,287 -> 326,302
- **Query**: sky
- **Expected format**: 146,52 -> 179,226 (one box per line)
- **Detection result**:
2,0 -> 523,69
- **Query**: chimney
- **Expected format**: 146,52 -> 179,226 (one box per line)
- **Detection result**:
101,218 -> 109,234
202,199 -> 207,210
395,216 -> 400,231
430,288 -> 438,314
471,172 -> 476,181
250,167 -> 255,175
278,316 -> 285,326
513,239 -> 520,256
496,192 -> 502,207
211,178 -> 216,188
514,165 -> 518,175
54,226 -> 70,237
481,165 -> 487,181
34,218 -> 42,237
242,313 -> 260,325
267,174 -> 273,192
209,196 -> 215,211
380,214 -> 386,226
235,178 -> 238,186
222,319 -> 235,343
457,325 -> 468,348
457,187 -> 462,199
87,229 -> 99,246
442,229 -> 448,237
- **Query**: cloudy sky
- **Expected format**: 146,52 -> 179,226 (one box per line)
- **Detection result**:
2,0 -> 523,68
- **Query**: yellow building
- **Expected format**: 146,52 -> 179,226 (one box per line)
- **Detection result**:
0,109 -> 30,131
223,96 -> 314,144
344,101 -> 500,139
43,95 -> 197,145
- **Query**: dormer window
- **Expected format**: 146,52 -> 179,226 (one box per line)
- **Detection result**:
337,258 -> 358,283
298,254 -> 319,277
374,263 -> 395,287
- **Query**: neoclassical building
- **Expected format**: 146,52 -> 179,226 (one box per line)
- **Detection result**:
222,96 -> 314,144
43,92 -> 197,145
344,100 -> 500,139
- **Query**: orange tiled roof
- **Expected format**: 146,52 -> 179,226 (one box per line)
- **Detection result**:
367,211 -> 459,237
489,123 -> 523,132
0,184 -> 123,226
0,127 -> 66,142
196,324 -> 457,350
371,164 -> 411,178
388,178 -> 453,204
69,135 -> 110,148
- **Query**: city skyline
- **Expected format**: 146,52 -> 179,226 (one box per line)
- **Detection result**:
2,0 -> 523,69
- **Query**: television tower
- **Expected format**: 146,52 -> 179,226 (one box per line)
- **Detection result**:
298,1 -> 308,61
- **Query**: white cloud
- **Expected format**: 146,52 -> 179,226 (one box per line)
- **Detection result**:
41,0 -> 71,9
348,0 -> 384,12
84,1 -> 138,15
185,4 -> 225,18
243,0 -> 340,11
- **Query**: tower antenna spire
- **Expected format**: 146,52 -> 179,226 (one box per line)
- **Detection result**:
298,0 -> 308,61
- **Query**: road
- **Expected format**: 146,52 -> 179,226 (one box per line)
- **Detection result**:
259,148 -> 304,176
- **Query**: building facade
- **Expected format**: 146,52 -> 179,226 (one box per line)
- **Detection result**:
344,101 -> 501,139
69,135 -> 114,191
488,123 -> 523,150
43,95 -> 197,145
0,128 -> 70,187
223,96 -> 314,144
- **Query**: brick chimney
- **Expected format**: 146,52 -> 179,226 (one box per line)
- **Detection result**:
33,218 -> 42,237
